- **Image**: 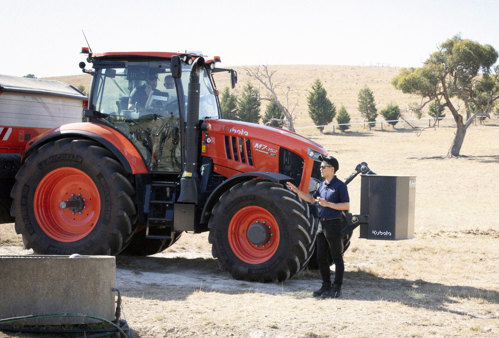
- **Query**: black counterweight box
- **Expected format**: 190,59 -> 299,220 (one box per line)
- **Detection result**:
359,175 -> 416,240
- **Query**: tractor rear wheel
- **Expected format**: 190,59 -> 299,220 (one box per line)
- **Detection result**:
208,180 -> 319,282
120,229 -> 183,256
11,138 -> 136,255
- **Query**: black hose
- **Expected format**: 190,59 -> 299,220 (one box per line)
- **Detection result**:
0,288 -> 128,337
112,287 -> 122,322
0,313 -> 129,336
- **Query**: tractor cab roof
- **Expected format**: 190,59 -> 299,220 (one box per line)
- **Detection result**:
84,49 -> 221,65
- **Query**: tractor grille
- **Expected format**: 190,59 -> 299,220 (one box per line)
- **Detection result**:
224,135 -> 253,166
279,148 -> 304,186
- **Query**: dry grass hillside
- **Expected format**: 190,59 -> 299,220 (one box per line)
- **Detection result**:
48,65 -> 422,127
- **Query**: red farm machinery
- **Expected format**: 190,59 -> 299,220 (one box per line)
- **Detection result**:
7,50 -> 414,282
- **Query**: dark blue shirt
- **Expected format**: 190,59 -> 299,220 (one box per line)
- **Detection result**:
313,176 -> 349,219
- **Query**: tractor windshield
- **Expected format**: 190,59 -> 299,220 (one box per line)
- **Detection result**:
89,59 -> 220,172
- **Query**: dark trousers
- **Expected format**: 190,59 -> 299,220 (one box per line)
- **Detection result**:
316,219 -> 344,285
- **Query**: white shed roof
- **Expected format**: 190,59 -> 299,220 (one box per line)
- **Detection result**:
0,74 -> 86,100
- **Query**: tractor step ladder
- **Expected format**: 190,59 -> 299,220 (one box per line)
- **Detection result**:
144,181 -> 177,240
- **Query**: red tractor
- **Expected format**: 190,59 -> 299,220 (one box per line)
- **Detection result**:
10,50 -> 345,282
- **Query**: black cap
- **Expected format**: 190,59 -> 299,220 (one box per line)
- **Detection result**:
319,155 -> 339,171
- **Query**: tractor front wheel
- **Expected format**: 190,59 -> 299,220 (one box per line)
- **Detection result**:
208,180 -> 318,282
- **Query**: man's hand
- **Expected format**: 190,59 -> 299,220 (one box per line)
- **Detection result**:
315,197 -> 328,207
286,181 -> 298,193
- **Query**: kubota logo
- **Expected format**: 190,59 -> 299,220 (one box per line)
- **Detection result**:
372,230 -> 392,237
0,127 -> 12,141
223,126 -> 248,136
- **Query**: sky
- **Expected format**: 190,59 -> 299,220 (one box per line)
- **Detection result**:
1,0 -> 498,78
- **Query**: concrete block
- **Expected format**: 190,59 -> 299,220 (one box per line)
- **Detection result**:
0,255 -> 116,325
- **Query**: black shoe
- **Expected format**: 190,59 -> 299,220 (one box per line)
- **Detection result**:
321,284 -> 341,298
313,282 -> 331,297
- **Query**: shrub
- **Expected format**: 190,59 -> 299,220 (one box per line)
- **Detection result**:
428,101 -> 446,121
336,105 -> 351,131
380,103 -> 401,127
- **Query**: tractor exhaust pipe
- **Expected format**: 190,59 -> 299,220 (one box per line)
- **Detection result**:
178,56 -> 205,204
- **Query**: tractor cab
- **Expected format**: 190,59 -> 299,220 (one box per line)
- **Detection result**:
83,53 -> 221,173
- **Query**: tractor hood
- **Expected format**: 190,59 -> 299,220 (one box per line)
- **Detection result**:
201,119 -> 327,189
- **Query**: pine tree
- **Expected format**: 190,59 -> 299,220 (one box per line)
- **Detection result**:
237,82 -> 261,123
336,105 -> 351,131
220,87 -> 238,120
263,101 -> 284,128
380,103 -> 401,127
307,79 -> 336,133
358,86 -> 377,129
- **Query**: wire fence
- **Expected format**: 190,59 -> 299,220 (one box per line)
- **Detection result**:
294,116 -> 499,134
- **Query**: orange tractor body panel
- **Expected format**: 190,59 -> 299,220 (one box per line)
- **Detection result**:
55,123 -> 148,174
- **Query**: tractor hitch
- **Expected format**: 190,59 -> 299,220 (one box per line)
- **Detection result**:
344,161 -> 376,185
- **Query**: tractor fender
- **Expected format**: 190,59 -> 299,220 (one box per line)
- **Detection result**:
200,171 -> 292,225
23,122 -> 148,174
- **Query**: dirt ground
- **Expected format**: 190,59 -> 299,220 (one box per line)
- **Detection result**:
1,123 -> 498,337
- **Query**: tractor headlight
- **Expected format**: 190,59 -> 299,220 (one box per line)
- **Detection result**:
308,148 -> 323,161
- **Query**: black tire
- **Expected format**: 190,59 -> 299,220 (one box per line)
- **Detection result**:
208,180 -> 319,282
120,230 -> 183,256
0,154 -> 21,178
10,138 -> 136,255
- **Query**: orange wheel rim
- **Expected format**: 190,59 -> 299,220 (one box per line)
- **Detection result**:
228,206 -> 280,264
34,167 -> 101,242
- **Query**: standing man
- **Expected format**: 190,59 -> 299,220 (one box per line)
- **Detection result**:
287,155 -> 349,298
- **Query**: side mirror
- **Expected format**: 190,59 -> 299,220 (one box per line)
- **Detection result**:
79,61 -> 95,75
171,56 -> 182,79
231,70 -> 238,89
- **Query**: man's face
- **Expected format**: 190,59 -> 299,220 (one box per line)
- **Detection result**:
148,78 -> 158,89
164,76 -> 174,90
320,161 -> 335,178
